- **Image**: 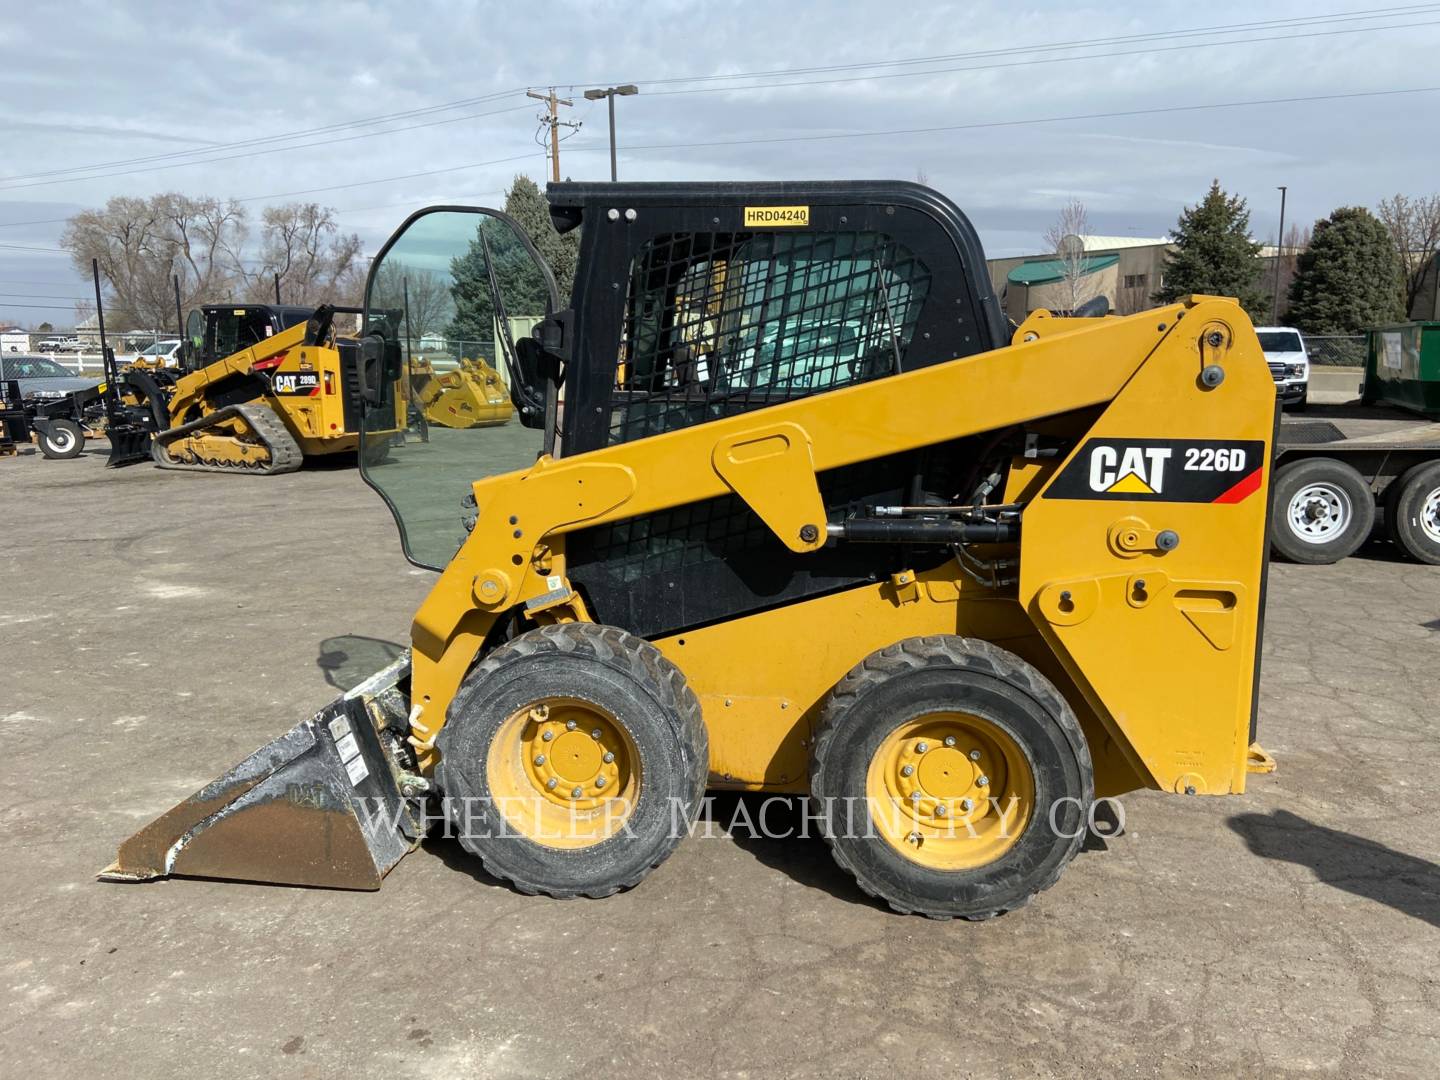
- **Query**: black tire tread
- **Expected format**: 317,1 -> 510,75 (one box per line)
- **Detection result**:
436,622 -> 707,899
1270,457 -> 1375,565
810,634 -> 1092,920
1385,461 -> 1440,565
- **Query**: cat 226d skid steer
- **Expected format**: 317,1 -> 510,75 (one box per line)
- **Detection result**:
102,182 -> 1277,919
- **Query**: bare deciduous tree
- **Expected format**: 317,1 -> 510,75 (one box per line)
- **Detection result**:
61,194 -> 247,330
1043,198 -> 1099,313
250,203 -> 363,307
1376,192 -> 1440,314
372,263 -> 453,342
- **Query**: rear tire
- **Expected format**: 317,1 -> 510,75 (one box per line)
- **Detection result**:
435,623 -> 708,898
359,436 -> 390,467
1385,461 -> 1440,565
810,636 -> 1092,920
1271,457 -> 1374,564
37,417 -> 84,460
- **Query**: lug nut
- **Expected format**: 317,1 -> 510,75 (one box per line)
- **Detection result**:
595,776 -> 606,789
542,730 -> 554,742
534,754 -> 546,766
935,804 -> 948,817
961,798 -> 974,812
566,719 -> 577,731
571,786 -> 583,798
944,736 -> 956,747
546,778 -> 558,790
969,749 -> 980,761
910,791 -> 922,802
977,775 -> 989,787
916,741 -> 929,753
901,765 -> 914,777
591,728 -> 602,740
603,751 -> 615,764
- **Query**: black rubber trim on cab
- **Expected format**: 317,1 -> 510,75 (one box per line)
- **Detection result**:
434,623 -> 708,899
810,635 -> 1093,920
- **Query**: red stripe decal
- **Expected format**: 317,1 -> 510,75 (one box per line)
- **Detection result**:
1213,466 -> 1263,504
308,385 -> 320,396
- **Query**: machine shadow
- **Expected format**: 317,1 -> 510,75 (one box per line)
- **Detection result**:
316,634 -> 406,692
703,792 -> 895,911
1228,809 -> 1440,929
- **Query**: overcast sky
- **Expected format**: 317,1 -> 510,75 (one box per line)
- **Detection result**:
3,0 -> 1439,328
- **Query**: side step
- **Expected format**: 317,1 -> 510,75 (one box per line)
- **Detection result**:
100,654 -> 423,889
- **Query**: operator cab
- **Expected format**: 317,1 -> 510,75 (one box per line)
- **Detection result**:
186,304 -> 316,368
357,182 -> 1005,590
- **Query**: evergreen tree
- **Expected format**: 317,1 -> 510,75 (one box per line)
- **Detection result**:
445,175 -> 580,350
503,174 -> 581,302
1287,206 -> 1405,333
1153,180 -> 1267,318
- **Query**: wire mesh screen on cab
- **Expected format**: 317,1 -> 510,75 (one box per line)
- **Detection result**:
609,229 -> 932,445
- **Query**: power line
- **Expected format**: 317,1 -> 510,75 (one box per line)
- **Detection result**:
0,217 -> 72,229
0,104 -> 536,193
601,85 -> 1440,155
611,3 -> 1440,89
0,88 -> 529,185
0,291 -> 88,300
6,4 -> 1431,194
641,16 -> 1440,96
233,153 -> 540,205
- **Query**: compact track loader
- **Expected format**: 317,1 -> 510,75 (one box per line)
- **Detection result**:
103,182 -> 1278,918
102,303 -> 400,473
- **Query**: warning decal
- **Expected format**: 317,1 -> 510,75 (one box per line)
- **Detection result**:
1044,438 -> 1267,504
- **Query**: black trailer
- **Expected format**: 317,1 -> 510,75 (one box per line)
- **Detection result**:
1272,403 -> 1440,564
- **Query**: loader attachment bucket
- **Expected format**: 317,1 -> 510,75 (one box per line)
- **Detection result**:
100,654 -> 424,890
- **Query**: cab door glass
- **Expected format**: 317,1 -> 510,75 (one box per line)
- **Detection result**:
360,208 -> 558,570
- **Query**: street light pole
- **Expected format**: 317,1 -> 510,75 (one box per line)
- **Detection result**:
1272,185 -> 1288,325
583,85 -> 639,181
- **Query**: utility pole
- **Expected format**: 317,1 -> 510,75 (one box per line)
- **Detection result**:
526,87 -> 577,183
1272,185 -> 1288,325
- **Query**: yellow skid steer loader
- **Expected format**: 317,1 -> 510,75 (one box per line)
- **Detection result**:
103,182 -> 1277,919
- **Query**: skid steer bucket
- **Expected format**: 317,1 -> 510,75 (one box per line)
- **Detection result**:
100,655 -> 424,890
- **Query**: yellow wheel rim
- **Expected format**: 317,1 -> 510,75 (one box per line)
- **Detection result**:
485,698 -> 640,850
864,712 -> 1034,871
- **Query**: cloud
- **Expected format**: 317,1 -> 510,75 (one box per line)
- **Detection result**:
0,0 -> 1436,326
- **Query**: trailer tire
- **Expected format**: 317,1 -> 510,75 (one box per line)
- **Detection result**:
1385,461 -> 1440,565
435,623 -> 708,899
810,636 -> 1092,920
1271,457 -> 1375,564
37,417 -> 84,459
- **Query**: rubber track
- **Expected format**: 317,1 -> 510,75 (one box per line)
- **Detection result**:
152,402 -> 302,475
435,622 -> 708,899
809,634 -> 1094,920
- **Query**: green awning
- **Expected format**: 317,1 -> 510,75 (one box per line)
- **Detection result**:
1007,253 -> 1119,286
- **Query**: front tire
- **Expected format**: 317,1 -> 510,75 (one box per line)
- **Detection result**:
810,636 -> 1092,920
37,417 -> 84,459
1385,461 -> 1440,565
435,623 -> 708,898
1271,457 -> 1375,564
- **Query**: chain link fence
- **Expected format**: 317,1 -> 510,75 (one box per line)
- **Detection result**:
1305,334 -> 1366,367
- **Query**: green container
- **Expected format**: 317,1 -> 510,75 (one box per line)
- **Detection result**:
1362,322 -> 1440,419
